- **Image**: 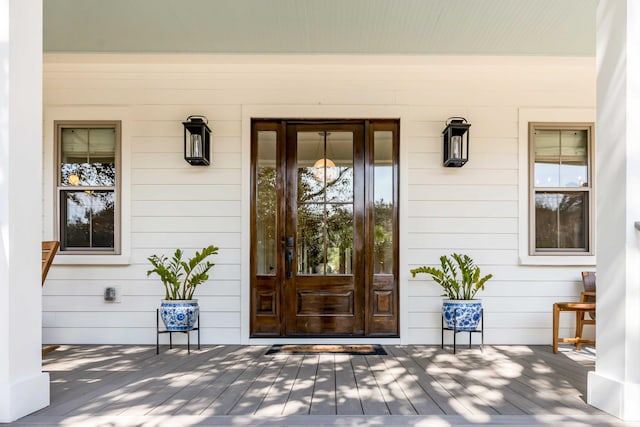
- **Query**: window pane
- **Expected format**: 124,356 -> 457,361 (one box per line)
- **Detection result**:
534,129 -> 560,187
297,203 -> 324,274
61,128 -> 116,187
325,132 -> 353,203
374,131 -> 394,274
326,204 -> 353,275
535,192 -> 587,250
297,132 -> 325,203
256,131 -> 277,275
297,132 -> 353,203
559,130 -> 588,187
534,128 -> 588,188
62,190 -> 115,249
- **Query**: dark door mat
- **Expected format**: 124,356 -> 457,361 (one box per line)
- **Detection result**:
265,344 -> 387,355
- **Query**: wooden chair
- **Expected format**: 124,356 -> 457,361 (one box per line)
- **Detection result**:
42,241 -> 60,356
42,241 -> 59,285
552,271 -> 596,353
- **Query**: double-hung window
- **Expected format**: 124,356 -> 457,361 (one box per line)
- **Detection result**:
529,123 -> 594,255
55,121 -> 121,254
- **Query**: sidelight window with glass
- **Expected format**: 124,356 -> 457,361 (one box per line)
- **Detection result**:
529,123 -> 594,255
373,131 -> 394,273
255,130 -> 278,275
55,121 -> 121,253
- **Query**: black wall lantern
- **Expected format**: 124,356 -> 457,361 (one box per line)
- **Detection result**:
442,117 -> 471,167
183,115 -> 211,166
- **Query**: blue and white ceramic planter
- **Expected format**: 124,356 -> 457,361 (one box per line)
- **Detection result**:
160,300 -> 199,331
442,299 -> 482,331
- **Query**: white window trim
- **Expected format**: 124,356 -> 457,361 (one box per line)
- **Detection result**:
518,108 -> 596,266
44,106 -> 131,265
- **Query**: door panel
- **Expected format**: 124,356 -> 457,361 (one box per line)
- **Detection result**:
286,125 -> 364,335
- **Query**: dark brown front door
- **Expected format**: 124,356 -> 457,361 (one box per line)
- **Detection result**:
250,119 -> 398,337
285,124 -> 364,335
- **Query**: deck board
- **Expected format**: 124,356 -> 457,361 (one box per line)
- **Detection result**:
351,354 -> 390,415
256,353 -> 304,416
178,345 -> 265,415
309,354 -> 337,415
166,345 -> 263,415
385,345 -> 459,414
366,354 -> 417,415
281,354 -> 318,415
146,345 -> 246,415
334,354 -> 363,415
202,346 -> 272,415
13,344 -> 633,427
378,350 -> 444,415
227,353 -> 289,415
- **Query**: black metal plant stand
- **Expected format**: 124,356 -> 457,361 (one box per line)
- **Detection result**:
156,309 -> 200,354
441,307 -> 483,354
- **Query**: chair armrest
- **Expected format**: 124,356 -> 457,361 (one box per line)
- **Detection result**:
580,291 -> 596,302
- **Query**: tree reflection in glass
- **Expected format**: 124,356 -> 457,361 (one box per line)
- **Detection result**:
373,131 -> 394,273
60,128 -> 116,187
535,192 -> 587,250
63,190 -> 115,248
255,131 -> 277,275
326,205 -> 353,274
297,132 -> 354,275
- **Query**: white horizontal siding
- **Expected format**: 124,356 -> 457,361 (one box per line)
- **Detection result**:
130,233 -> 240,249
42,296 -> 241,312
132,184 -> 241,201
43,54 -> 595,345
42,280 -> 240,296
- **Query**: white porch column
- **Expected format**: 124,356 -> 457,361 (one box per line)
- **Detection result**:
589,0 -> 640,421
0,0 -> 49,422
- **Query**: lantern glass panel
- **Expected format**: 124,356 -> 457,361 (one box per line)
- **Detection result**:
450,135 -> 463,159
188,132 -> 203,158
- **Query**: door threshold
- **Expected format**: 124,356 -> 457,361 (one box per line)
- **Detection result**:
248,337 -> 401,345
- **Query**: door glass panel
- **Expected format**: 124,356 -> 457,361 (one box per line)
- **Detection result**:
297,203 -> 324,274
326,204 -> 353,274
297,132 -> 325,203
325,132 -> 354,203
297,131 -> 354,203
296,131 -> 354,276
535,192 -> 587,250
256,131 -> 277,275
373,131 -> 394,273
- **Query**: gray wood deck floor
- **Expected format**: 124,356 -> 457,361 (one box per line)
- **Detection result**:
9,344 -> 639,426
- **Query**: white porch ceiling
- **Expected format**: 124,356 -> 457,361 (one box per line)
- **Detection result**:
44,0 -> 596,56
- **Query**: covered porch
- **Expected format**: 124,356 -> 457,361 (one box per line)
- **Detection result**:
14,344 -> 634,427
4,0 -> 640,423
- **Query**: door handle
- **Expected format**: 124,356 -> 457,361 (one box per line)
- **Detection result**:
283,236 -> 294,279
285,248 -> 293,279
